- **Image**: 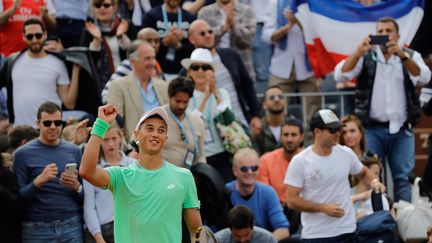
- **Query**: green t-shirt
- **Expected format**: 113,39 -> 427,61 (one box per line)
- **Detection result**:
106,161 -> 200,243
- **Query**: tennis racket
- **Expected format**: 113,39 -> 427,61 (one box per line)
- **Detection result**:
195,225 -> 218,243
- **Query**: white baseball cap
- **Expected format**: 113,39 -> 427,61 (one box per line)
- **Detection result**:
134,106 -> 169,131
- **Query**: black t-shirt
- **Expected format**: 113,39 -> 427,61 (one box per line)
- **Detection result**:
142,5 -> 196,74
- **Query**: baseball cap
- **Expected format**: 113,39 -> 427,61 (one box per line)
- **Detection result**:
310,109 -> 344,131
134,106 -> 169,131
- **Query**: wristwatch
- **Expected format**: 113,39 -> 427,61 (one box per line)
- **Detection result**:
401,51 -> 410,62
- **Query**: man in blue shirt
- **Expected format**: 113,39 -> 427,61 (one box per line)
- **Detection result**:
13,102 -> 83,243
226,147 -> 290,241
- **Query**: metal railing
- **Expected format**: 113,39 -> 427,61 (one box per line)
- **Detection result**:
257,91 -> 356,129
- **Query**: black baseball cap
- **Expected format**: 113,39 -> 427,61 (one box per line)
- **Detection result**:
310,109 -> 345,131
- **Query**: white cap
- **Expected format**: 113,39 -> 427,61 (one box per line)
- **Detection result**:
134,106 -> 169,131
181,48 -> 216,70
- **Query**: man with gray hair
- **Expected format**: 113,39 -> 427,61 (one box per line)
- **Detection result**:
107,41 -> 168,140
102,27 -> 164,103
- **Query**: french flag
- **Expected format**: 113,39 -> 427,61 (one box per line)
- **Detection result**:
292,0 -> 425,77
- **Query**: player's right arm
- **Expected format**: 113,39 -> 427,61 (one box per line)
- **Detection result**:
286,185 -> 345,218
79,104 -> 117,188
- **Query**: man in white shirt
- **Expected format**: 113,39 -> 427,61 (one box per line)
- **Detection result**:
0,18 -> 79,127
334,17 -> 431,202
262,0 -> 320,123
285,109 -> 385,241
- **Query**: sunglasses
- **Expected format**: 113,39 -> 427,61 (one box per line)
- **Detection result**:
268,94 -> 284,101
41,120 -> 64,127
324,127 -> 341,134
94,3 -> 112,8
239,165 -> 259,173
199,30 -> 214,37
190,64 -> 213,71
25,33 -> 43,41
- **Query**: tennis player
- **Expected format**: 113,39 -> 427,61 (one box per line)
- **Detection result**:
79,104 -> 202,242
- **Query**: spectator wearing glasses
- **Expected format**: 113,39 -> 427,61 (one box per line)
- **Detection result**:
0,18 -> 79,127
0,0 -> 56,61
251,85 -> 288,155
285,109 -> 386,242
183,48 -> 233,181
187,19 -> 261,130
262,0 -> 320,124
226,147 -> 290,241
82,0 -> 136,88
13,102 -> 84,243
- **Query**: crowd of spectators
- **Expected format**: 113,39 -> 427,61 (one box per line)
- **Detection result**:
1,0 -> 432,242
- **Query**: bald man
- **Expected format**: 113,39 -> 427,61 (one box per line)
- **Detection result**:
187,19 -> 262,130
102,27 -> 165,103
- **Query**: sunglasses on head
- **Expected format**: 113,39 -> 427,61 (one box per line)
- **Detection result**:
268,94 -> 284,101
199,30 -> 214,37
94,2 -> 112,8
41,120 -> 64,127
239,165 -> 259,173
190,63 -> 213,71
25,33 -> 43,41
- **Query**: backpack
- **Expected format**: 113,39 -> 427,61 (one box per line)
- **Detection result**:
190,163 -> 233,231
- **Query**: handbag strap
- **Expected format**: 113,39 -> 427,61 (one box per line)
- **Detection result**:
371,191 -> 384,212
412,177 -> 421,204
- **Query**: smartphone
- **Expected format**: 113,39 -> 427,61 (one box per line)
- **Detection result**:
369,35 -> 389,45
65,163 -> 77,174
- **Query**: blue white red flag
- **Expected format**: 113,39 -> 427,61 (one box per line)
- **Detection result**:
292,0 -> 425,77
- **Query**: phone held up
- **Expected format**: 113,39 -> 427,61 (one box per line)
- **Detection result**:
65,163 -> 77,174
369,35 -> 389,45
